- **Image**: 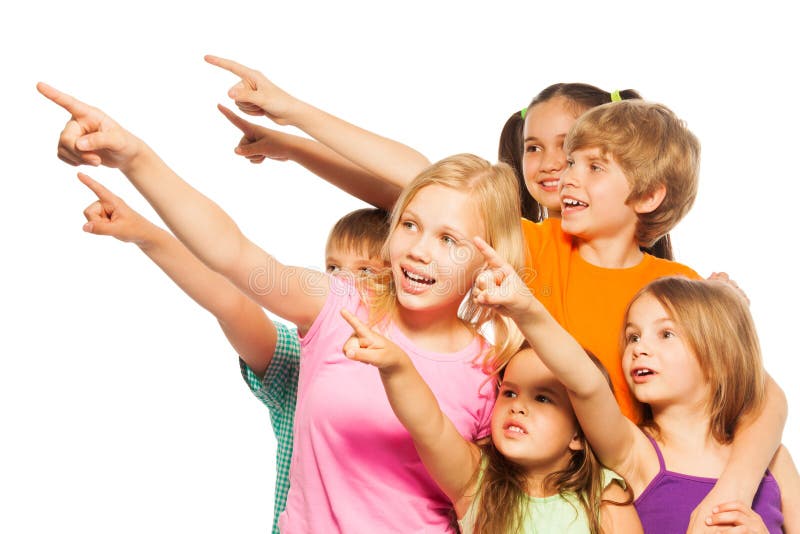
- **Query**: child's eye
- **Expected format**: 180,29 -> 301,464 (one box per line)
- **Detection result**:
327,265 -> 340,274
626,332 -> 640,344
534,394 -> 552,404
525,144 -> 541,154
661,330 -> 676,339
591,164 -> 603,172
500,388 -> 517,398
441,235 -> 456,246
359,266 -> 375,274
401,220 -> 417,231
566,159 -> 575,167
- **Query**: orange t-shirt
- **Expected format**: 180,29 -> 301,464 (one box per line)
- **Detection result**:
521,218 -> 700,420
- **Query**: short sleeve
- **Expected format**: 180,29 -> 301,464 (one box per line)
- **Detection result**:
239,321 -> 301,415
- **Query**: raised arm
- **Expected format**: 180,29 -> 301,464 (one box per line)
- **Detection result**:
340,309 -> 481,515
77,172 -> 277,376
218,105 -> 401,209
206,55 -> 430,203
38,82 -> 327,332
472,237 -> 649,478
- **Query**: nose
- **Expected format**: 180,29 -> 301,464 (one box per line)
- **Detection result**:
631,340 -> 649,360
509,401 -> 527,416
559,164 -> 578,191
541,145 -> 566,174
408,234 -> 432,264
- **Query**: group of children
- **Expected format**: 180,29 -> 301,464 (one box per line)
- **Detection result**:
38,52 -> 799,533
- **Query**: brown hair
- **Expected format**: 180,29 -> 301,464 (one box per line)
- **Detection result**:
624,277 -> 765,443
472,347 -> 631,534
326,207 -> 390,260
564,100 -> 700,247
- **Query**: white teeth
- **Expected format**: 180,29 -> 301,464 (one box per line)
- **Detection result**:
563,198 -> 588,207
507,425 -> 525,434
541,180 -> 558,187
635,369 -> 653,376
403,269 -> 434,285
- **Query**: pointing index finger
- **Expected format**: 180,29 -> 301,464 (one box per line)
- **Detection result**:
205,55 -> 253,79
340,308 -> 373,339
36,82 -> 92,117
77,172 -> 116,202
217,104 -> 256,140
473,236 -> 505,268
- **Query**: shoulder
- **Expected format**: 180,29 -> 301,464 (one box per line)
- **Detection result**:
599,469 -> 643,533
642,254 -> 701,280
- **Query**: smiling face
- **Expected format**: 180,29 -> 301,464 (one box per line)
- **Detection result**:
558,147 -> 641,245
522,98 -> 582,215
622,293 -> 707,411
490,348 -> 582,474
387,184 -> 486,317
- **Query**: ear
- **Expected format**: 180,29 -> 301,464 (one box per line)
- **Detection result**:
633,184 -> 666,215
568,432 -> 584,452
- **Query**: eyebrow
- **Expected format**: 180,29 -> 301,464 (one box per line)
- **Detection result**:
402,208 -> 471,241
524,133 -> 566,144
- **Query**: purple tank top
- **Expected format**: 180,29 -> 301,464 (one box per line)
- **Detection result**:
635,436 -> 783,533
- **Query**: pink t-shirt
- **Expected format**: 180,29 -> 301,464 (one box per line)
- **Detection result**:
279,278 -> 496,533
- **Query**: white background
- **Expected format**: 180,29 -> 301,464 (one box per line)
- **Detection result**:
2,1 -> 798,532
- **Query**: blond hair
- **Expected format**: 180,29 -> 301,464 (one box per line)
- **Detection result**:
326,207 -> 390,260
370,154 -> 526,369
624,277 -> 766,443
564,100 -> 700,247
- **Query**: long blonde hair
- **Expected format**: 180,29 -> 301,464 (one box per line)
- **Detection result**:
623,277 -> 766,443
369,153 -> 526,369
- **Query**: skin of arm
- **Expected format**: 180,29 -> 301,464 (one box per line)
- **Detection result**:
38,82 -> 328,333
685,374 -> 787,533
217,105 -> 401,209
471,237 -> 654,490
599,482 -> 644,533
340,309 -> 481,517
206,55 -> 429,203
77,172 -> 277,376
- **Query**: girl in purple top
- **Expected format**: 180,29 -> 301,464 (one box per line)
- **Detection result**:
472,251 -> 800,532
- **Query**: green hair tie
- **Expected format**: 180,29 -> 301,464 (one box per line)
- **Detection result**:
610,90 -> 622,102
520,107 -> 527,119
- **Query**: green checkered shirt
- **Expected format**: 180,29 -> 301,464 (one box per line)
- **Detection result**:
240,322 -> 300,534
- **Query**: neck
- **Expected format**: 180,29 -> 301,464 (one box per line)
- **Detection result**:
577,235 -> 644,268
393,302 -> 474,353
652,401 -> 714,450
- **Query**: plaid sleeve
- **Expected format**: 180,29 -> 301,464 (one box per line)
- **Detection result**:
239,322 -> 300,415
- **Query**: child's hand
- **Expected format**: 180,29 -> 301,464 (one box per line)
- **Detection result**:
340,309 -> 410,373
218,104 -> 292,163
471,237 -> 538,321
704,501 -> 768,533
77,172 -> 155,245
708,271 -> 751,306
37,83 -> 143,170
205,55 -> 297,125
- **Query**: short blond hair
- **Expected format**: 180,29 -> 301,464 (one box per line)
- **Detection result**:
624,277 -> 765,443
326,208 -> 390,260
565,100 -> 700,246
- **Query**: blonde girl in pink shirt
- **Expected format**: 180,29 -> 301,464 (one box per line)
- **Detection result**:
39,81 -> 527,532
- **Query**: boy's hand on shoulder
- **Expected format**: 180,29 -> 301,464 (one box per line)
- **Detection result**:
218,104 -> 292,163
78,173 -> 153,245
205,55 -> 297,126
703,501 -> 768,533
707,271 -> 750,306
37,82 -> 143,171
340,309 -> 410,373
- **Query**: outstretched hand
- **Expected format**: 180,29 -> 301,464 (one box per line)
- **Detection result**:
218,104 -> 292,163
37,82 -> 142,170
704,501 -> 769,533
205,55 -> 297,125
471,237 -> 537,320
77,172 -> 154,244
340,309 -> 410,372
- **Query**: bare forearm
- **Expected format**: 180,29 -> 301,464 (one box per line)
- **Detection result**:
288,99 -> 430,192
380,363 -> 449,445
121,142 -> 249,278
287,135 -> 402,209
720,374 -> 787,503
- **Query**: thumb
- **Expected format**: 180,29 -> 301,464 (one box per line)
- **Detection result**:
82,219 -> 115,236
76,131 -> 118,152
